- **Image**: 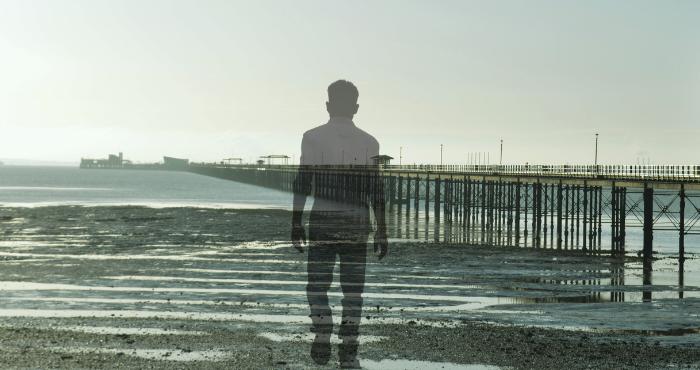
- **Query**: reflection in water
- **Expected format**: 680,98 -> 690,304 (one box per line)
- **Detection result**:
643,259 -> 652,302
594,327 -> 700,337
611,265 -> 625,303
679,260 -> 685,299
361,359 -> 503,370
510,295 -> 607,304
382,204 -> 693,305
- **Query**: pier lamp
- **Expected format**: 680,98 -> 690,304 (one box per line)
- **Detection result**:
441,144 -> 443,165
595,133 -> 599,167
500,140 -> 503,166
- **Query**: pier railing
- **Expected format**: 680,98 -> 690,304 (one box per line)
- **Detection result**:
187,163 -> 700,182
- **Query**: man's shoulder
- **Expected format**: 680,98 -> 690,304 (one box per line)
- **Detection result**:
302,124 -> 331,138
302,121 -> 379,148
354,126 -> 379,144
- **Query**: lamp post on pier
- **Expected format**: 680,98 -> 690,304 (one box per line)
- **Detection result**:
400,147 -> 402,165
595,133 -> 599,169
440,144 -> 443,165
500,140 -> 503,165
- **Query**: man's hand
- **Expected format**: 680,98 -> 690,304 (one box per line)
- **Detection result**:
373,232 -> 388,260
291,224 -> 306,253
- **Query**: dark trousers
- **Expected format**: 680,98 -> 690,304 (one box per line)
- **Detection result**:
307,217 -> 369,339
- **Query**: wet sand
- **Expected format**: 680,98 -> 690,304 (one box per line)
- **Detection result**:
1,206 -> 700,369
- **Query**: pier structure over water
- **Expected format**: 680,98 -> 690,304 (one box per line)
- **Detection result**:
187,163 -> 700,259
82,160 -> 700,260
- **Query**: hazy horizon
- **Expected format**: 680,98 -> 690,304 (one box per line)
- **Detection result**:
1,1 -> 698,165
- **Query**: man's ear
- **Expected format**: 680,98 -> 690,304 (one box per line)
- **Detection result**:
353,104 -> 359,114
326,101 -> 330,113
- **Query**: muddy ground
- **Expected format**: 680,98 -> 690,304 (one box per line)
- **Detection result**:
0,206 -> 699,369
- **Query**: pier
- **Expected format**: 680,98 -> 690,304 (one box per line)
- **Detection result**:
81,161 -> 700,260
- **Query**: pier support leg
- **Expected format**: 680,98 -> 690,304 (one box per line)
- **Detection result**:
515,181 -> 521,245
550,185 -> 555,245
464,179 -> 469,228
435,177 -> 441,223
524,183 -> 529,245
397,176 -> 403,215
451,179 -> 456,223
389,176 -> 396,209
543,184 -> 548,247
414,177 -> 419,217
489,181 -> 494,232
620,187 -> 626,251
643,187 -> 654,260
462,180 -> 466,225
481,180 -> 486,240
425,178 -> 430,221
611,185 -> 617,253
564,185 -> 569,248
583,183 -> 588,251
557,182 -> 563,249
508,183 -> 513,246
680,186 -> 686,262
456,179 -> 461,224
497,181 -> 502,243
406,176 -> 411,215
536,183 -> 542,246
575,186 -> 580,246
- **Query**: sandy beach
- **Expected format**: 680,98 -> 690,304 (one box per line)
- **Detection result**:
1,205 -> 700,369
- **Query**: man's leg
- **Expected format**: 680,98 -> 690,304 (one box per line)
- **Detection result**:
337,241 -> 367,368
306,238 -> 336,364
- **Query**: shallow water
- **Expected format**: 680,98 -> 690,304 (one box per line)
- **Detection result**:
0,166 -> 293,209
360,359 -> 506,370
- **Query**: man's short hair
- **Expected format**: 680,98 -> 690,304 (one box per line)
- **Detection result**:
328,80 -> 359,107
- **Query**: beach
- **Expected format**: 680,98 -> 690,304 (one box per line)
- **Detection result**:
1,205 -> 700,369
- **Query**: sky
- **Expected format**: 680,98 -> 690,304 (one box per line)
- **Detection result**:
0,0 -> 698,165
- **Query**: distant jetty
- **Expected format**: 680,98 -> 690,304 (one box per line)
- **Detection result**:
80,152 -> 130,169
80,153 -> 188,170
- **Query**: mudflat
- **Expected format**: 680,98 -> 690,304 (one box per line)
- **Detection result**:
0,206 -> 699,369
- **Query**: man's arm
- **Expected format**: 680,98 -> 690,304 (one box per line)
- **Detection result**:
291,169 -> 312,253
292,134 -> 313,253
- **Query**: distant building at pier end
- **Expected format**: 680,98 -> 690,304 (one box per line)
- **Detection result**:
80,152 -> 130,168
164,156 -> 189,166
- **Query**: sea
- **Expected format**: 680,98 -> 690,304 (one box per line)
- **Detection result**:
0,165 -> 293,209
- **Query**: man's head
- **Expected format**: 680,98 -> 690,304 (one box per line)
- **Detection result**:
326,80 -> 359,119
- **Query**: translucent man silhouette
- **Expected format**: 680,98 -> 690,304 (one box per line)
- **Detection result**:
291,80 -> 387,368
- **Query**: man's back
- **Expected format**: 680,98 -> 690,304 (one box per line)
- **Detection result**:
300,117 -> 380,214
300,117 -> 379,167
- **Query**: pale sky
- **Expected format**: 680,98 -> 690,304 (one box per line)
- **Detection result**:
1,0 -> 698,165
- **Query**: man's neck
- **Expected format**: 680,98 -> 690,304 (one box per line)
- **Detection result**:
329,114 -> 354,120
